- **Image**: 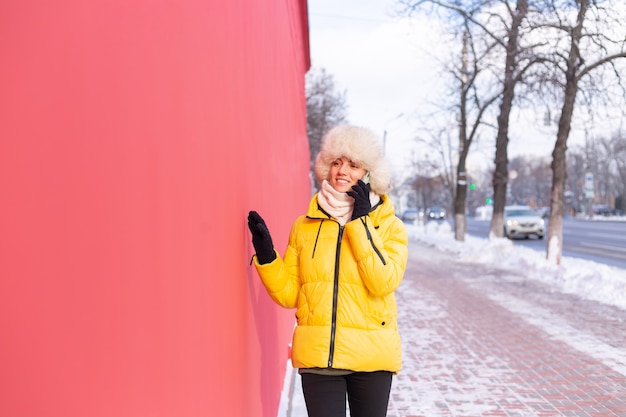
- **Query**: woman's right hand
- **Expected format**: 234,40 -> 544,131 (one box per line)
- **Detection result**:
247,211 -> 276,264
348,180 -> 372,220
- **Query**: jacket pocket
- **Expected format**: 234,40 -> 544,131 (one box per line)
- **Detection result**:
367,296 -> 394,329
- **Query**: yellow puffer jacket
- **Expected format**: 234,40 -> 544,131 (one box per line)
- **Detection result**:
253,194 -> 408,373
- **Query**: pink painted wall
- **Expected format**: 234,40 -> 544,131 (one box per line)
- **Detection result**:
0,1 -> 310,416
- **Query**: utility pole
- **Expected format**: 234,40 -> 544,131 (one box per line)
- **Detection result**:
382,113 -> 404,156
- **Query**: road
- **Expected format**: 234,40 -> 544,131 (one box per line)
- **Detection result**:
464,216 -> 626,270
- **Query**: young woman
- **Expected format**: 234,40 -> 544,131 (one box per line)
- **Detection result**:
248,125 -> 408,417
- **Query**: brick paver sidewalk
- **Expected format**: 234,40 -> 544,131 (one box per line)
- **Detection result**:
388,240 -> 626,417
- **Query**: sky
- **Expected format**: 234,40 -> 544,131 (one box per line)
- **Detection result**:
277,218 -> 626,416
306,0 -> 625,175
307,0 -> 448,171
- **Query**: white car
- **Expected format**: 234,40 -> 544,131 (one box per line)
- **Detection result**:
504,205 -> 545,239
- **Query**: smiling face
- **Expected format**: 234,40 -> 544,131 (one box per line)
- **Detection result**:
328,157 -> 367,193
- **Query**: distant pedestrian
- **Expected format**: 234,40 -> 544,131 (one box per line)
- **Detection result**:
248,125 -> 409,417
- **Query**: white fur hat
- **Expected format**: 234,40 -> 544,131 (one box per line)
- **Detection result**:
314,125 -> 392,195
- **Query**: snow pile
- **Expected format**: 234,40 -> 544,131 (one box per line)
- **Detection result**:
407,220 -> 626,310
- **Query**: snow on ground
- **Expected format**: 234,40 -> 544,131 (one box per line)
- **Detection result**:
407,220 -> 626,311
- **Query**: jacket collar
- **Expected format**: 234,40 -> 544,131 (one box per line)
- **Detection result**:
306,193 -> 394,223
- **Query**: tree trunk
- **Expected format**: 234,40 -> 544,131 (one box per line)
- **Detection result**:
454,162 -> 468,241
488,0 -> 527,239
547,0 -> 588,264
490,102 -> 511,239
454,29 -> 469,242
548,87 -> 576,264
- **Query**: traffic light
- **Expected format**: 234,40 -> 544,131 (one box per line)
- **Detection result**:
486,197 -> 493,204
469,183 -> 476,190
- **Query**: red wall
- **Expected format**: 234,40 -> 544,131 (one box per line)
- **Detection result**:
0,1 -> 310,416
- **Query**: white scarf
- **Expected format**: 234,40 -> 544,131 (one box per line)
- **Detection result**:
317,180 -> 354,225
317,180 -> 381,226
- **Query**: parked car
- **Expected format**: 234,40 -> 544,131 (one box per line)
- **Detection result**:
504,205 -> 544,239
401,208 -> 423,223
426,207 -> 446,220
592,204 -> 612,216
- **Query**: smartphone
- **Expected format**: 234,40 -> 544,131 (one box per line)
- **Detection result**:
362,171 -> 371,184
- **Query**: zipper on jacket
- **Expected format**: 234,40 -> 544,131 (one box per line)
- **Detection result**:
327,224 -> 343,367
361,218 -> 387,265
311,219 -> 325,259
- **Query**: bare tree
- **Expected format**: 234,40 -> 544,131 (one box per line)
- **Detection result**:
583,132 -> 626,210
306,67 -> 348,190
539,0 -> 626,264
607,132 -> 626,211
397,0 -> 626,255
487,0 -> 535,239
405,131 -> 454,211
397,0 -> 544,239
453,24 -> 500,240
562,133 -> 626,217
395,4 -> 502,240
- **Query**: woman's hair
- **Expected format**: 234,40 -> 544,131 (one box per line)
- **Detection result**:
314,125 -> 392,195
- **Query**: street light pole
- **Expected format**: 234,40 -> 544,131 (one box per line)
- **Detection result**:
383,112 -> 404,156
383,129 -> 388,156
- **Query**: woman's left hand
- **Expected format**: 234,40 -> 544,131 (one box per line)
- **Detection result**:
248,211 -> 277,264
347,180 -> 371,220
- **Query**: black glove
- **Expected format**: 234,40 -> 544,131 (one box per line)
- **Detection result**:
247,211 -> 276,264
347,180 -> 372,220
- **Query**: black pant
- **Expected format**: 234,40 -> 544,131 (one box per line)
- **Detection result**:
301,371 -> 393,417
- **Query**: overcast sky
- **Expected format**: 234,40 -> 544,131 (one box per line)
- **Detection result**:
307,0 -> 446,171
306,0 -> 622,175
